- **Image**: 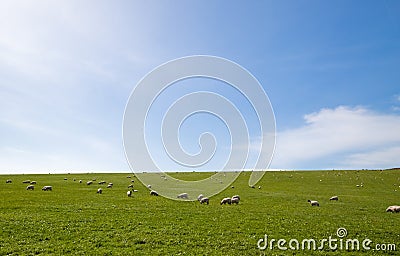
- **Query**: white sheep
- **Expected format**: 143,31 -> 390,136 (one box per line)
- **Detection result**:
127,191 -> 132,197
386,205 -> 400,213
133,189 -> 138,192
107,183 -> 113,188
147,184 -> 152,189
42,186 -> 52,191
6,179 -> 12,183
30,181 -> 37,184
22,180 -> 31,184
86,181 -> 93,185
79,180 -> 82,183
127,176 -> 131,178
26,185 -> 34,190
200,197 -> 209,205
231,197 -> 239,204
150,190 -> 158,196
128,184 -> 134,188
220,197 -> 231,205
197,194 -> 204,201
308,200 -> 319,206
97,188 -> 102,194
177,193 -> 189,199
330,196 -> 339,201
232,195 -> 240,201
98,181 -> 106,185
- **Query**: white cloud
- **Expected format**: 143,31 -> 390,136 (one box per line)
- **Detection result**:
343,146 -> 400,169
271,106 -> 400,169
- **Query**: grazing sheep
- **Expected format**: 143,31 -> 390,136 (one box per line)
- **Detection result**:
147,185 -> 152,189
250,185 -> 255,189
150,190 -> 158,196
131,180 -> 135,183
107,184 -> 113,188
231,197 -> 240,204
42,186 -> 52,191
30,181 -> 37,184
6,179 -> 12,183
64,178 -> 67,180
220,197 -> 232,205
86,181 -> 93,185
127,176 -> 131,178
232,195 -> 240,201
231,186 -> 234,189
386,205 -> 400,213
330,196 -> 339,201
308,200 -> 319,206
22,180 -> 31,184
26,185 -> 34,190
133,189 -> 138,192
128,184 -> 134,188
79,180 -> 82,183
127,191 -> 132,197
98,181 -> 106,185
200,197 -> 209,204
97,188 -> 102,194
177,193 -> 189,199
258,186 -> 261,189
92,178 -> 96,181
197,194 -> 204,201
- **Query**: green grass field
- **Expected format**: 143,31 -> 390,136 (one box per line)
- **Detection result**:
0,170 -> 399,255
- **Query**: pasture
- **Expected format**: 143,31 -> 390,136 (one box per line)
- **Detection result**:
0,170 -> 399,255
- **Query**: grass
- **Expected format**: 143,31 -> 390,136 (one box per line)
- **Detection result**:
0,170 -> 399,255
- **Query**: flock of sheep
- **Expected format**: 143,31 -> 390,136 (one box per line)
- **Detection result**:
8,179 -> 53,191
4,177 -> 399,212
307,195 -> 400,213
220,195 -> 240,205
148,190 -> 239,206
307,195 -> 339,207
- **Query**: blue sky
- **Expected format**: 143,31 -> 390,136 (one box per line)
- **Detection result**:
1,0 -> 400,173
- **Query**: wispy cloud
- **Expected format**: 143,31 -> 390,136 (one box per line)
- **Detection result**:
271,106 -> 400,169
0,1 -> 162,174
391,94 -> 400,112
